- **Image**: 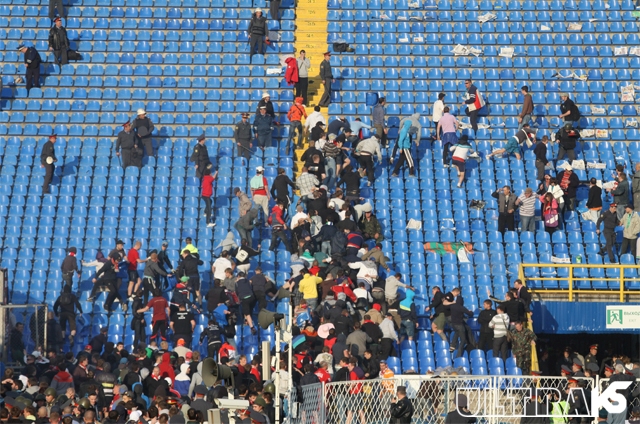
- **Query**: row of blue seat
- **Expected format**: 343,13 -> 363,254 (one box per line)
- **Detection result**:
2,0 -> 279,9
328,30 -> 640,48
329,0 -> 633,11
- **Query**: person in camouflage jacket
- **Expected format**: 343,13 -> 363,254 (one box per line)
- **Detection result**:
510,321 -> 537,375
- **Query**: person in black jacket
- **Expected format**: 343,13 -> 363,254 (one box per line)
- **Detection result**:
130,290 -> 146,349
500,292 -> 524,326
248,8 -> 268,57
318,52 -> 334,107
199,319 -> 222,360
514,280 -> 532,317
61,247 -> 81,290
132,108 -> 155,157
445,394 -> 477,424
559,93 -> 580,129
156,242 -> 174,290
18,44 -> 42,93
270,168 -> 296,210
477,300 -> 496,353
175,250 -> 204,305
390,386 -> 414,424
89,255 -> 126,312
53,285 -> 83,347
585,178 -> 603,223
596,203 -> 619,263
48,17 -> 69,67
450,302 -> 474,358
533,136 -> 549,182
426,286 -> 447,342
556,123 -> 579,162
40,133 -> 58,194
557,166 -> 580,211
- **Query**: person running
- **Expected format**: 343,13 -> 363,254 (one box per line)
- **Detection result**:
136,288 -> 170,343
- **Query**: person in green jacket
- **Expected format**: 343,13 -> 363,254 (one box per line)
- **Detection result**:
359,209 -> 384,242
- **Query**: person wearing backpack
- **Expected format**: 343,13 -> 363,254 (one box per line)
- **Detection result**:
53,285 -> 83,347
559,93 -> 581,129
250,166 -> 270,218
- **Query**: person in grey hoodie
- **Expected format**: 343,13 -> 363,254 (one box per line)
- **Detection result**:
610,173 -> 630,220
216,232 -> 239,255
355,134 -> 383,185
234,208 -> 259,248
234,187 -> 253,215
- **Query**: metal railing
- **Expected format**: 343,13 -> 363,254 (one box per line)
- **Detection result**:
518,263 -> 640,302
291,375 -> 621,424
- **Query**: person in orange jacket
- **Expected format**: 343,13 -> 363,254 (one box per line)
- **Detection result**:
286,97 -> 307,153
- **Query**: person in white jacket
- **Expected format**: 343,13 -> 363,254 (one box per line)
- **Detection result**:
355,134 -> 382,186
449,135 -> 478,188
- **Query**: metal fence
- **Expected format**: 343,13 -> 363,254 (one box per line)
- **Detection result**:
289,375 -> 619,424
0,304 -> 48,364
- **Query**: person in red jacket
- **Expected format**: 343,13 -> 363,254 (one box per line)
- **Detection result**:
201,168 -> 218,228
268,201 -> 293,253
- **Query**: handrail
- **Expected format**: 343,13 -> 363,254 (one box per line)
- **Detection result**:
518,263 -> 640,302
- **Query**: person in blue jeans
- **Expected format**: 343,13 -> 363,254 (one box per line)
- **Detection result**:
516,188 -> 537,233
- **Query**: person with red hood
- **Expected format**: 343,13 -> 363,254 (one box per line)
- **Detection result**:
157,352 -> 176,382
284,56 -> 299,87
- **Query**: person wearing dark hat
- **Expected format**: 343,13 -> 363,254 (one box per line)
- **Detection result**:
445,393 -> 476,424
310,121 -> 326,144
561,365 -> 573,378
18,43 -> 42,93
40,133 -> 57,194
597,408 -> 609,423
585,344 -> 598,369
115,120 -> 136,169
190,386 -> 213,418
60,247 -> 81,290
234,113 -> 253,159
190,133 -> 212,180
132,108 -> 155,157
566,378 -> 588,423
253,106 -> 274,151
572,358 -> 585,377
389,385 -> 413,424
270,167 -> 296,211
53,285 -> 83,347
556,120 -> 579,162
318,51 -> 334,108
596,203 -> 620,263
48,16 -> 69,67
248,8 -> 268,57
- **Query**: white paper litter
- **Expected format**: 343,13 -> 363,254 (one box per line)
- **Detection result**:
541,25 -> 551,31
590,106 -> 606,115
615,47 -> 629,56
499,47 -> 514,58
621,84 -> 635,102
408,0 -> 420,7
397,15 -> 408,20
631,47 -> 640,56
406,219 -> 422,230
588,18 -> 599,22
556,71 -> 588,81
478,12 -> 496,23
587,162 -> 607,170
596,129 -> 609,138
568,23 -> 583,31
399,36 -> 409,43
571,160 -> 586,170
626,119 -> 638,128
602,181 -> 618,190
580,129 -> 595,137
452,44 -> 483,56
558,162 -> 573,171
413,36 -> 424,42
551,256 -> 571,264
266,68 -> 282,75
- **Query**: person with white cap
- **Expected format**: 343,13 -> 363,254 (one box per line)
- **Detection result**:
189,133 -> 212,180
250,166 -> 271,218
40,134 -> 58,194
18,43 -> 42,94
256,92 -> 275,119
115,120 -> 136,169
253,106 -> 274,150
248,7 -> 268,57
48,16 -> 69,67
132,108 -> 155,157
